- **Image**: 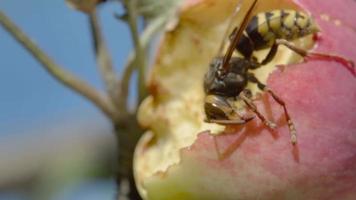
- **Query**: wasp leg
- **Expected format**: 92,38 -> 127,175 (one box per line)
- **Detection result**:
247,43 -> 279,70
248,42 -> 279,69
247,73 -> 297,144
220,99 -> 255,124
260,42 -> 279,65
265,89 -> 297,145
239,90 -> 277,129
226,98 -> 255,121
275,38 -> 355,76
247,73 -> 266,90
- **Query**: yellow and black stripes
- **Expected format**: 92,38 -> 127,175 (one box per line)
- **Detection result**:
235,9 -> 319,58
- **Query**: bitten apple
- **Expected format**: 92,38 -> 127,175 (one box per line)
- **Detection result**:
135,0 -> 356,199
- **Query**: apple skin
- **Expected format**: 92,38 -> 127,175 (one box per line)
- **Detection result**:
134,0 -> 356,199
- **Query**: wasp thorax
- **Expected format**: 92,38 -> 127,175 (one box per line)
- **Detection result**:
204,57 -> 250,97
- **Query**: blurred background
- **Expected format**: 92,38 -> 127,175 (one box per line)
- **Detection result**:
0,0 -> 134,199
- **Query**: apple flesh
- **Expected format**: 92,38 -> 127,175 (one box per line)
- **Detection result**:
135,0 -> 356,199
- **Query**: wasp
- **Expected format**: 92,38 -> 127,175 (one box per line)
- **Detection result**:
203,0 -> 355,144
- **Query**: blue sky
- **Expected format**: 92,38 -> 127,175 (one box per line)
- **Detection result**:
0,0 -> 132,135
0,0 -> 137,199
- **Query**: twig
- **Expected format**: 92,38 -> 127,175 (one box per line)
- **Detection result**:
119,12 -> 167,110
123,0 -> 147,102
120,54 -> 136,112
0,11 -> 118,121
89,10 -> 122,111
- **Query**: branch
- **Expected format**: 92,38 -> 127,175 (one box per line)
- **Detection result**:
120,54 -> 135,112
89,10 -> 122,111
0,11 -> 118,121
124,0 -> 147,103
119,16 -> 167,110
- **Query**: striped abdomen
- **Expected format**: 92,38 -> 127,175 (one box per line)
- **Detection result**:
236,9 -> 319,58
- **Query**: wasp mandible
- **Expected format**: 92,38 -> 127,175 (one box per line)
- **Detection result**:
203,0 -> 355,145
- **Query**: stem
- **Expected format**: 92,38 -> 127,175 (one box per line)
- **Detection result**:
120,54 -> 136,111
124,0 -> 147,102
120,12 -> 166,110
0,11 -> 118,121
89,10 -> 122,110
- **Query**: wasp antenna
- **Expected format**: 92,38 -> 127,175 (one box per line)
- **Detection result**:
221,0 -> 258,73
216,0 -> 243,56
